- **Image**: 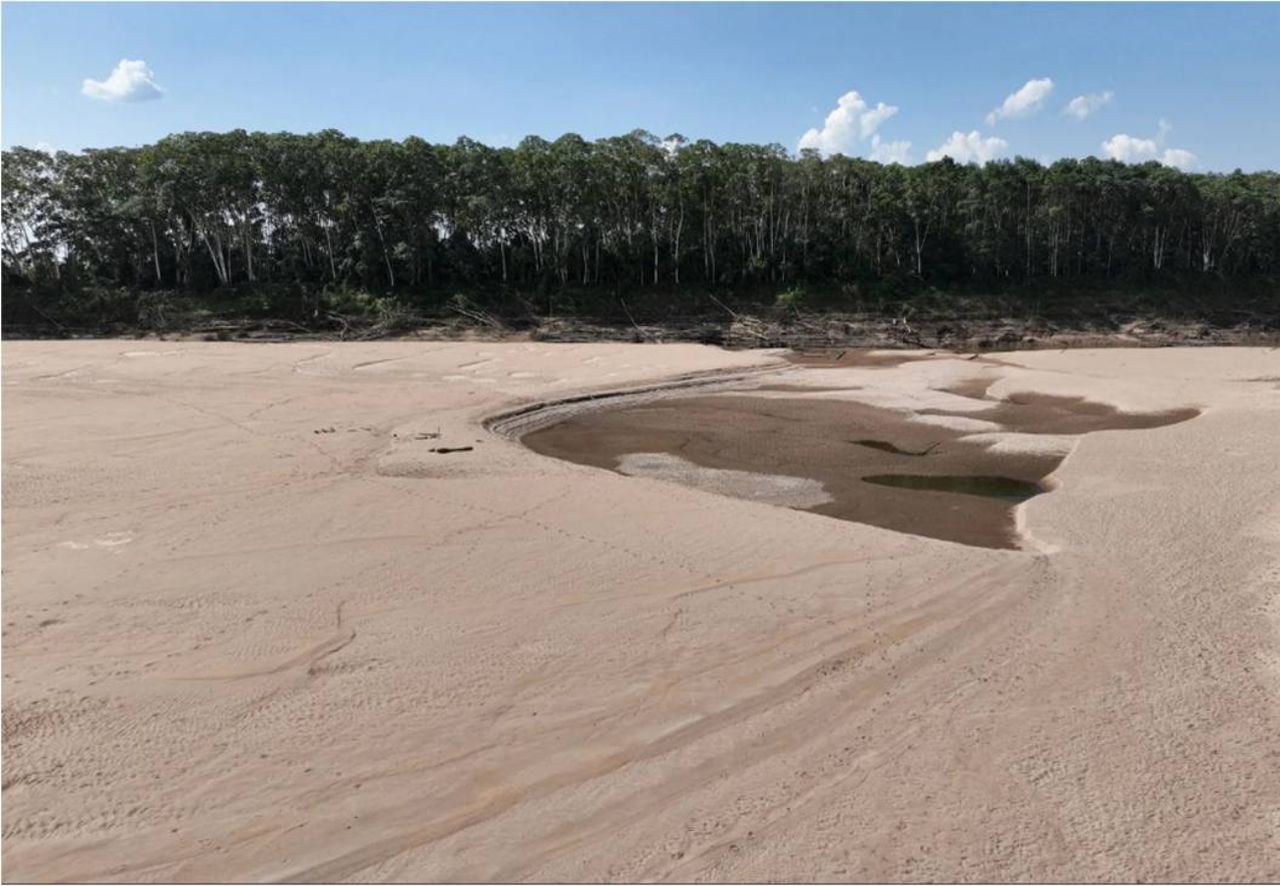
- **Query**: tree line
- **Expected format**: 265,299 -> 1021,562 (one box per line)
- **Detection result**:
3,129 -> 1278,322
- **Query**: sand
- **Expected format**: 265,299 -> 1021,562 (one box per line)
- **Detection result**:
3,341 -> 1279,882
616,453 -> 836,511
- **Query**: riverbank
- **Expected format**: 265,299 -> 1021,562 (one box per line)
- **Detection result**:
3,341 -> 1278,881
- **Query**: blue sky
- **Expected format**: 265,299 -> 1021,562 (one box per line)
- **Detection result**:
3,3 -> 1277,171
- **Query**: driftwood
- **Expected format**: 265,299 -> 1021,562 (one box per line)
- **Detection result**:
618,297 -> 650,342
706,293 -> 742,320
7,297 -> 1277,350
448,302 -> 506,331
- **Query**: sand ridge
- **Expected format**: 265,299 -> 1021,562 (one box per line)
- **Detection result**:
3,341 -> 1279,882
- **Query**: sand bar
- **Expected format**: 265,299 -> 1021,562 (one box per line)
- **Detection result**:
3,341 -> 1279,882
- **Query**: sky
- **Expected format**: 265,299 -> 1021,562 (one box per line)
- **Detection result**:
2,2 -> 1278,171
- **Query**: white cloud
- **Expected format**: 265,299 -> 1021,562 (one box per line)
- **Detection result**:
1063,90 -> 1114,120
1157,148 -> 1198,171
1100,133 -> 1159,163
1100,120 -> 1196,170
986,77 -> 1054,126
82,59 -> 163,102
926,130 -> 1009,165
858,103 -> 898,141
869,134 -> 912,165
799,90 -> 899,156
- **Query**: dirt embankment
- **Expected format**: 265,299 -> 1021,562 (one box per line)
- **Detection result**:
8,303 -> 1279,353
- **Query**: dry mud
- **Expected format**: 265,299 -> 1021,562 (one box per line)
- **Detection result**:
3,341 -> 1280,882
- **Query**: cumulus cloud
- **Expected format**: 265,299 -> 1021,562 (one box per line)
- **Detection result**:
1101,133 -> 1159,163
1063,90 -> 1114,120
1100,119 -> 1197,170
858,102 -> 898,141
986,77 -> 1054,126
926,130 -> 1009,165
1158,148 -> 1197,171
869,134 -> 912,165
82,59 -> 163,102
799,90 -> 899,156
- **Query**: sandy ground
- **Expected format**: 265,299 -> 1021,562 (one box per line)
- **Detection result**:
3,341 -> 1279,882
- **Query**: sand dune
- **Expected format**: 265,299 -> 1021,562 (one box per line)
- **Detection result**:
3,341 -> 1279,881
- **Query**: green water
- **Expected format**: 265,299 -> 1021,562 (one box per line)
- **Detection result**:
862,474 -> 1043,502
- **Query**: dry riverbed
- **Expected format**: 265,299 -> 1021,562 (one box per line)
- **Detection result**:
3,341 -> 1279,881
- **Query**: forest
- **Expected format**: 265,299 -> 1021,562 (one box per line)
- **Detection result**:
3,128 -> 1278,335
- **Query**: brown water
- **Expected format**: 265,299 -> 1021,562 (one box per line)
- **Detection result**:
522,377 -> 1198,549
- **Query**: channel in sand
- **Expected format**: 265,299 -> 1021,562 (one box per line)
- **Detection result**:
521,359 -> 1199,549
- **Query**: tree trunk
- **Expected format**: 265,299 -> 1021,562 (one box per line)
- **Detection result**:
372,210 -> 395,288
150,219 -> 162,285
201,228 -> 229,286
323,223 -> 337,280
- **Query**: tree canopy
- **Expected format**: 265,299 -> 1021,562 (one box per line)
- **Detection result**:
3,129 -> 1278,326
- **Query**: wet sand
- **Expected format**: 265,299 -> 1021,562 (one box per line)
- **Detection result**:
523,386 -> 1196,549
783,348 -> 937,368
3,342 -> 1279,882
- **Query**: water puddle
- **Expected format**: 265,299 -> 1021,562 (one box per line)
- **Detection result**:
519,369 -> 1197,550
862,474 -> 1043,502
